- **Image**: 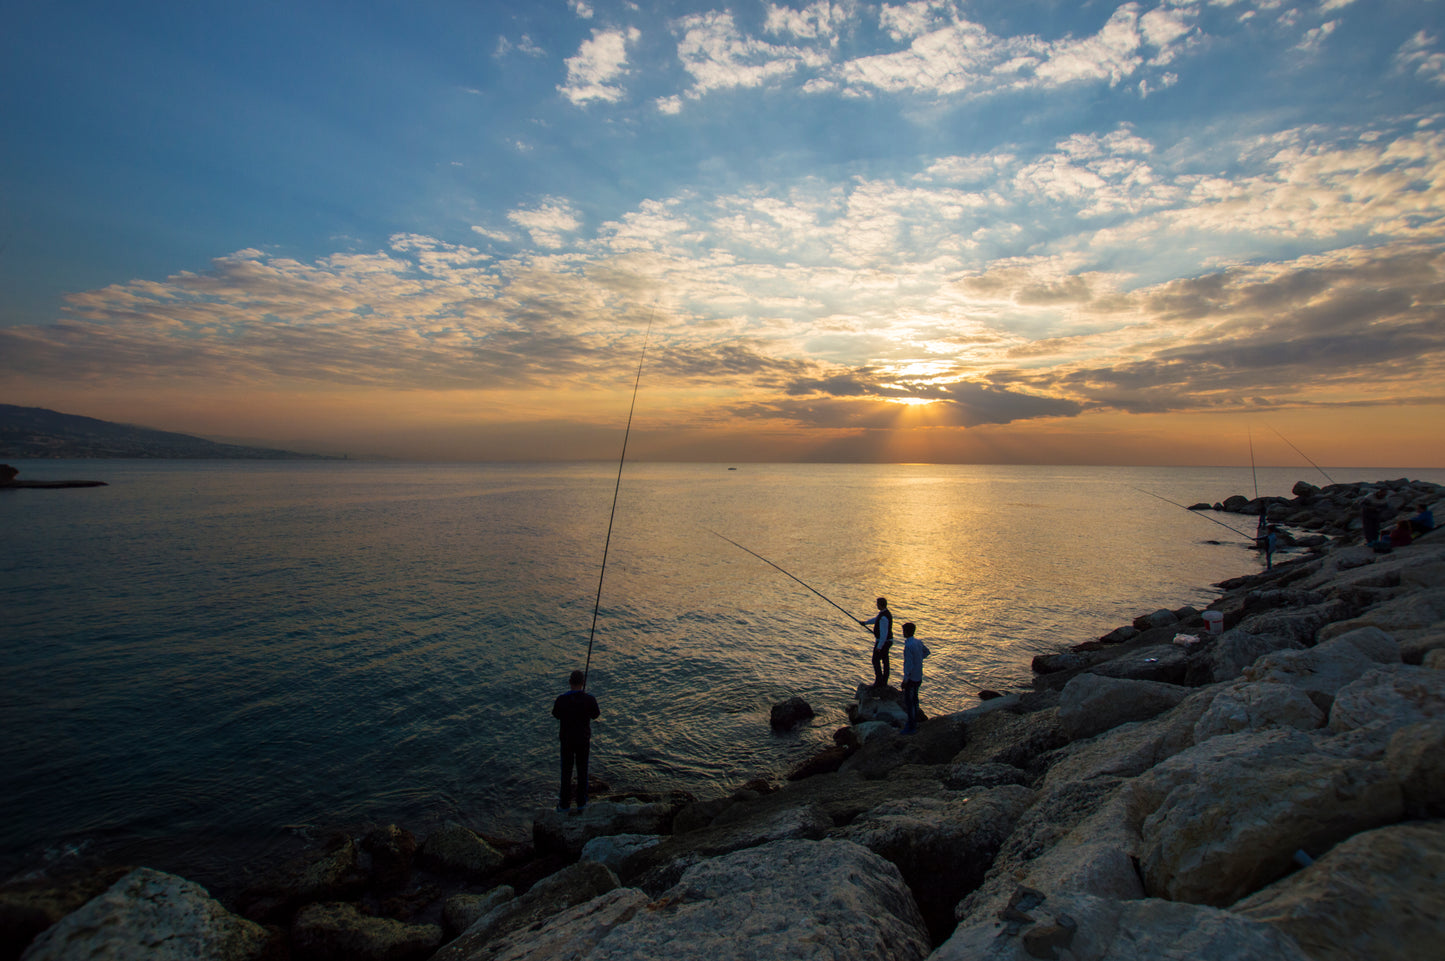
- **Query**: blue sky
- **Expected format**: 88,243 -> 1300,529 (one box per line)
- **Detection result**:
2,0 -> 1443,463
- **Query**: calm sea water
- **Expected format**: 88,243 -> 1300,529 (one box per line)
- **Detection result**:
4,460 -> 1440,889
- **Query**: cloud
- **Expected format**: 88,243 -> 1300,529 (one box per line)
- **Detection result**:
673,10 -> 829,99
1396,31 -> 1445,85
507,199 -> 584,248
559,26 -> 641,104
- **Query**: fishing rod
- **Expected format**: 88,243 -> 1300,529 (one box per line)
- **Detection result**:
1266,423 -> 1335,485
1249,430 -> 1259,502
1132,487 -> 1254,539
583,307 -> 656,687
706,528 -> 872,635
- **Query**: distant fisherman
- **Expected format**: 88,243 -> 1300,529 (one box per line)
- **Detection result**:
552,670 -> 600,813
860,597 -> 894,687
899,622 -> 930,735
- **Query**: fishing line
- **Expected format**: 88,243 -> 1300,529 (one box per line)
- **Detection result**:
1132,487 -> 1253,539
707,528 -> 872,634
583,306 -> 656,688
1266,423 -> 1335,485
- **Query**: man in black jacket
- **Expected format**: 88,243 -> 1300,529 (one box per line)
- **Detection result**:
552,670 -> 600,813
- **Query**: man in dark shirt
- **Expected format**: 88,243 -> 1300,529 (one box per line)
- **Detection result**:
552,670 -> 600,813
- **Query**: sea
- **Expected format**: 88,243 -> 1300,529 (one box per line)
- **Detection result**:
4,460 -> 1441,893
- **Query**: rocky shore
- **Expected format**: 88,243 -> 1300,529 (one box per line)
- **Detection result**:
5,477 -> 1443,961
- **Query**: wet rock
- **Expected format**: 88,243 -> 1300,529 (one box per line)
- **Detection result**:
769,696 -> 815,731
1133,609 -> 1179,631
240,834 -> 369,923
361,825 -> 417,892
291,901 -> 442,961
20,868 -> 273,961
419,823 -> 504,881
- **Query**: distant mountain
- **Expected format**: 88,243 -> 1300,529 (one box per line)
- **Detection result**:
0,404 -> 333,460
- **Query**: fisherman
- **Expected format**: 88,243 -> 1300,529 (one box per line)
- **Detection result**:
861,597 -> 894,687
899,622 -> 930,735
1360,488 -> 1388,545
1411,503 -> 1435,536
552,670 -> 600,813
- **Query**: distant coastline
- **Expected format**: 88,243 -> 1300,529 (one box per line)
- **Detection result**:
0,404 -> 338,460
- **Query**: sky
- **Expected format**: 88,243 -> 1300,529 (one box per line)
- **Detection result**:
2,0 -> 1443,465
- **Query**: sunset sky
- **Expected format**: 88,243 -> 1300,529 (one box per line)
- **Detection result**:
2,0 -> 1443,465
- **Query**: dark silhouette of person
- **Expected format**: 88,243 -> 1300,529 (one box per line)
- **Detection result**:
860,597 -> 894,687
552,670 -> 599,813
899,622 -> 931,734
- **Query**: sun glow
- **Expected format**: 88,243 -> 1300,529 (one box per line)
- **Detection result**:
889,397 -> 935,406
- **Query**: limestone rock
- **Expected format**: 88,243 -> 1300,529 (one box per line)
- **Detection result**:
533,800 -> 675,858
832,786 -> 1035,943
420,822 -> 505,880
1235,821 -> 1445,961
1131,730 -> 1403,906
452,888 -> 649,961
1191,681 -> 1326,742
1242,634 -> 1381,698
239,834 -> 368,922
936,891 -> 1311,961
1058,673 -> 1191,741
580,834 -> 666,872
1327,664 -> 1445,737
1205,629 -> 1303,683
1087,644 -> 1188,683
433,860 -> 620,961
941,761 -> 1032,790
605,839 -> 929,961
291,901 -> 442,961
20,868 -> 272,961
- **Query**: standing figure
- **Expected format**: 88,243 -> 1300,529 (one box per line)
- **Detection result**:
552,670 -> 600,813
1360,489 -> 1388,545
899,622 -> 930,735
861,597 -> 894,687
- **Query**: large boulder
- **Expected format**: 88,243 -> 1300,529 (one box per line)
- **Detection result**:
239,834 -> 369,922
1234,821 -> 1445,961
451,840 -> 933,961
1327,664 -> 1445,735
1087,644 -> 1188,684
1190,681 -> 1326,742
1130,730 -> 1403,906
1386,720 -> 1445,817
1241,634 -> 1382,698
833,786 -> 1035,943
291,901 -> 443,961
432,860 -> 620,961
1204,629 -> 1303,683
579,834 -> 666,873
936,890 -> 1311,961
1058,673 -> 1191,741
20,868 -> 273,961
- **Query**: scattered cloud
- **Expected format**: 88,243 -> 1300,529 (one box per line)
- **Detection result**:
559,26 -> 641,104
1397,31 -> 1445,85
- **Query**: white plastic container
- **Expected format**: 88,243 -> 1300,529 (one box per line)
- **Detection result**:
1203,610 -> 1224,635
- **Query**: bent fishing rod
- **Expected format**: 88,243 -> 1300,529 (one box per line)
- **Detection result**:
1266,423 -> 1335,486
707,528 -> 873,634
1132,487 -> 1254,539
583,308 -> 656,687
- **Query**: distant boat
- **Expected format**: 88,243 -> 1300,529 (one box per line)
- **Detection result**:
728,467 -> 738,470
